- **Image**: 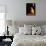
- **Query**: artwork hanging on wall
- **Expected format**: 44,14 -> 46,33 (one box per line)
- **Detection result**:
26,3 -> 36,16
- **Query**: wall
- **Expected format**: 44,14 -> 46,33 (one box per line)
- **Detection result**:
0,0 -> 46,22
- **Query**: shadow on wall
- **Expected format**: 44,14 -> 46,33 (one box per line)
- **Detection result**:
5,20 -> 46,27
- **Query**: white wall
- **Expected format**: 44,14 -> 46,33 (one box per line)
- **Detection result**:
0,0 -> 46,22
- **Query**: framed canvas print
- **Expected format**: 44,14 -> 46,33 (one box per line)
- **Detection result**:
26,3 -> 36,16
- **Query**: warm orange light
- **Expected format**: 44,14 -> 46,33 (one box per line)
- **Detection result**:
31,7 -> 34,14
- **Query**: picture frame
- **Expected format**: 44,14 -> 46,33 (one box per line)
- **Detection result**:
26,3 -> 36,16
